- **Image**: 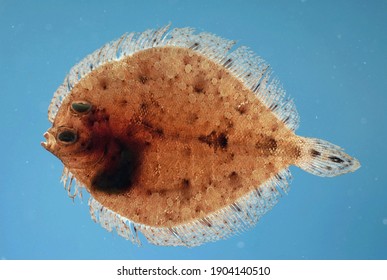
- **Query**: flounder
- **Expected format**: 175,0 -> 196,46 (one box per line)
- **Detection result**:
42,25 -> 360,247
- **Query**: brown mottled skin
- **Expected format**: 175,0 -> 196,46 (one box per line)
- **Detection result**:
43,47 -> 303,227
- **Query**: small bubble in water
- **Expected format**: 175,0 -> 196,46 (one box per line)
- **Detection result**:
237,241 -> 245,248
382,218 -> 387,225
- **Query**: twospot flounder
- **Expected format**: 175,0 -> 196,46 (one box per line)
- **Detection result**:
42,25 -> 360,247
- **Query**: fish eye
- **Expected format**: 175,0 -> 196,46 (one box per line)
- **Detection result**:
57,130 -> 78,144
71,101 -> 92,114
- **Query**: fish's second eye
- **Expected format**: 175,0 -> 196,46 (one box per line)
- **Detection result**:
71,101 -> 92,114
57,130 -> 77,144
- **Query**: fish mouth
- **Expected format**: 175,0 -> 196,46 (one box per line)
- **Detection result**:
41,131 -> 55,151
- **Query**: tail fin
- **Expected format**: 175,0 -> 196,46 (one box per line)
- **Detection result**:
297,137 -> 360,177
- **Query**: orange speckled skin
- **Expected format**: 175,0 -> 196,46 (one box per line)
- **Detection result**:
45,47 -> 302,227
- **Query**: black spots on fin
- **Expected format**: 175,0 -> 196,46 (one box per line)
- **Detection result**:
300,138 -> 360,177
198,131 -> 228,150
189,42 -> 200,50
329,156 -> 345,164
252,81 -> 261,93
231,202 -> 242,212
222,58 -> 233,68
310,149 -> 321,157
229,171 -> 238,180
309,149 -> 344,163
200,218 -> 212,228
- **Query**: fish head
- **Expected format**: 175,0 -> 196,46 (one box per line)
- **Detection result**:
42,100 -> 109,169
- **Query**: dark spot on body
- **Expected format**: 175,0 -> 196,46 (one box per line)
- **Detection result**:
293,146 -> 302,158
229,171 -> 238,181
155,128 -> 164,136
120,99 -> 128,106
142,120 -> 154,130
139,75 -> 148,84
198,131 -> 228,150
236,104 -> 247,114
194,85 -> 204,93
140,102 -> 147,111
187,112 -> 199,124
329,156 -> 344,163
92,140 -> 142,194
218,133 -> 228,149
182,179 -> 190,188
193,79 -> 206,94
310,149 -> 321,157
255,136 -> 277,154
100,79 -> 108,90
159,190 -> 166,197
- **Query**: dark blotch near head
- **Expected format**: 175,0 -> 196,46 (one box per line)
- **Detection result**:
92,141 -> 140,194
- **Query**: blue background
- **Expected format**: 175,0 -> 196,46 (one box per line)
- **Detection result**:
1,0 -> 386,260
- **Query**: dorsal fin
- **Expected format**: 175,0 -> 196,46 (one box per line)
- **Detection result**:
48,25 -> 299,131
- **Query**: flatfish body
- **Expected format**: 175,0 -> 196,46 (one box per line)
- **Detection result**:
42,25 -> 360,246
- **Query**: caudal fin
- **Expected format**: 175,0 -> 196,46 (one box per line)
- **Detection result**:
297,137 -> 360,177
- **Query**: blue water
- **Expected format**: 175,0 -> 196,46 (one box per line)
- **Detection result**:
1,0 -> 386,260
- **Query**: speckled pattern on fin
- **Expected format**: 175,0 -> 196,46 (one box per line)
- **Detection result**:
48,25 -> 299,131
88,169 -> 291,247
298,138 -> 360,177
